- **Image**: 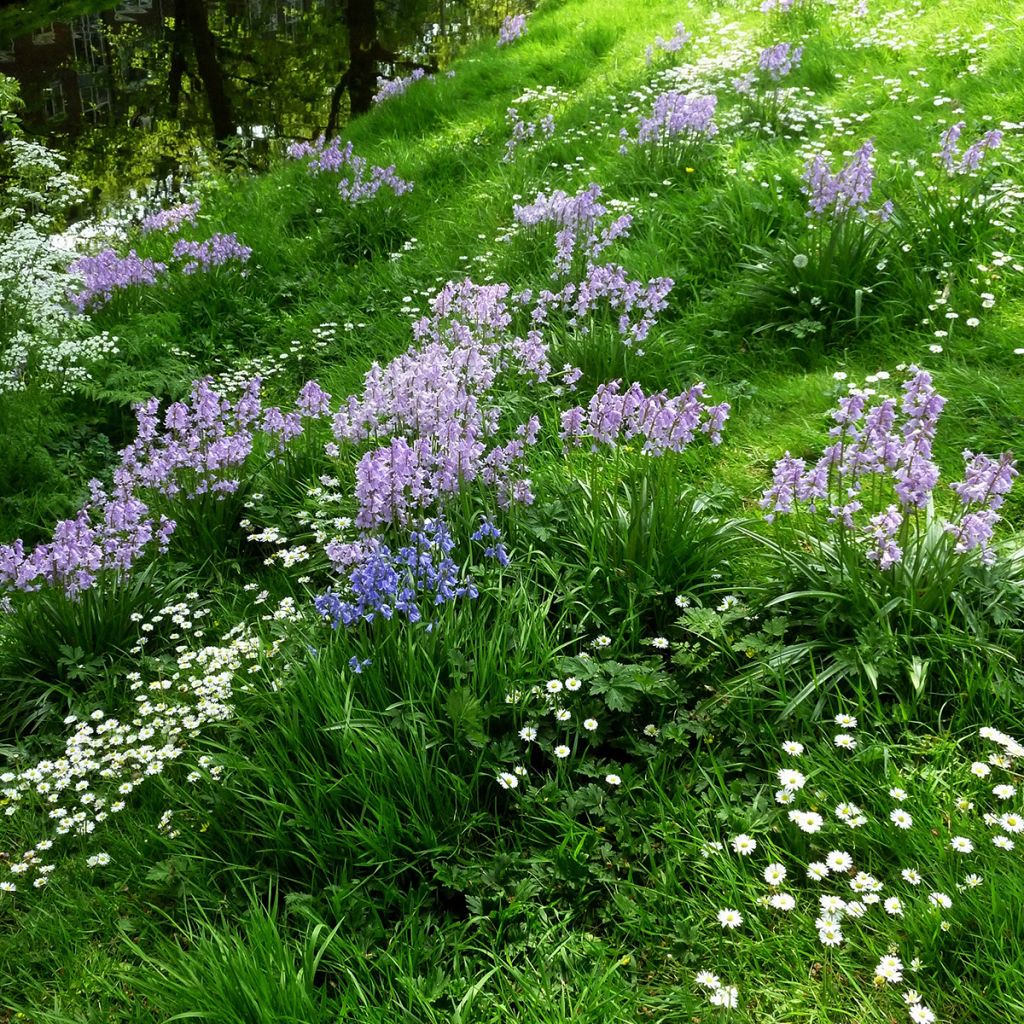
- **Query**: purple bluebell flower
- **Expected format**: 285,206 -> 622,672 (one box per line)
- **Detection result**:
171,233 -> 251,275
560,380 -> 729,454
373,67 -> 430,104
317,519 -> 477,628
758,42 -> 803,81
513,183 -> 633,276
646,22 -> 690,63
497,14 -> 527,47
802,140 -> 878,218
68,248 -> 166,311
141,201 -> 200,234
635,91 -> 717,148
938,122 -> 1002,175
762,367 -> 1017,569
865,504 -> 903,569
288,137 -> 413,202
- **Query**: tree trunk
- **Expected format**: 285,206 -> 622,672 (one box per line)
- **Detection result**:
168,0 -> 187,115
179,0 -> 234,145
345,0 -> 378,118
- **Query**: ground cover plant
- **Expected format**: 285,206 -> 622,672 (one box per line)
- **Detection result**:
2,0 -> 1024,1021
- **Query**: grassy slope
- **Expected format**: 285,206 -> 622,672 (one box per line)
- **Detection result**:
3,0 -> 1024,1021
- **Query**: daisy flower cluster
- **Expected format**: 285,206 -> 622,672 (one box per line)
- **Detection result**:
0,597 -> 292,895
494,649 -> 665,792
691,715 -> 1024,1020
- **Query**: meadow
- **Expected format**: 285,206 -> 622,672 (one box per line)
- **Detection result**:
2,0 -> 1024,1020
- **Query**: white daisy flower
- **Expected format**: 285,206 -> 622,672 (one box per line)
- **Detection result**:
890,809 -> 914,829
716,908 -> 743,929
788,810 -> 824,833
874,955 -> 903,984
826,851 -> 853,872
731,833 -> 757,856
884,896 -> 904,916
778,768 -> 806,792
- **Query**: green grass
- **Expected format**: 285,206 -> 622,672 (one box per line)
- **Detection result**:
3,0 -> 1024,1021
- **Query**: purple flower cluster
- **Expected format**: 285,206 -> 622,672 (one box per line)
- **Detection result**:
119,377 -> 327,500
645,22 -> 691,64
69,229 -> 253,311
758,42 -> 804,81
947,451 -> 1018,562
504,107 -> 556,162
286,136 -> 413,203
141,201 -> 201,235
937,122 -> 1004,176
560,379 -> 729,454
68,248 -> 166,311
316,518 -> 477,627
471,517 -> 509,566
373,68 -> 430,104
635,91 -> 718,148
513,183 -> 633,276
497,14 -> 527,47
760,0 -> 796,12
0,484 -> 174,597
171,233 -> 252,276
330,279 -> 548,527
761,367 -> 1017,567
802,140 -> 884,218
531,262 -> 675,346
1,378 -> 331,599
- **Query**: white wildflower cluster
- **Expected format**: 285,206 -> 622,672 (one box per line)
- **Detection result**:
242,479 -> 351,569
695,969 -> 738,1008
128,598 -> 212,656
0,220 -> 120,394
0,125 -> 119,394
209,325 -> 331,398
0,598 -> 278,894
689,716 -> 1024,1022
506,672 -> 599,780
498,638 -> 659,789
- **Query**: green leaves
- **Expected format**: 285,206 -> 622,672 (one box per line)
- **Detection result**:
446,684 -> 487,747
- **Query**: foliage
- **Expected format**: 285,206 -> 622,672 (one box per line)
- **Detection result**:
2,3 -> 1024,1024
